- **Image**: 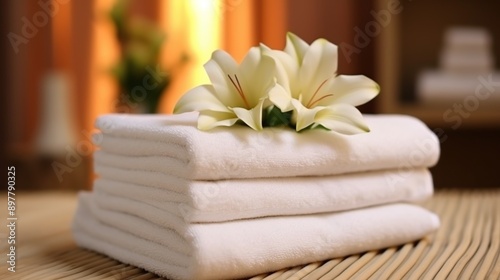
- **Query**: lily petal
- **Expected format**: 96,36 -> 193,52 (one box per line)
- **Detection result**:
210,49 -> 239,74
174,85 -> 231,114
269,83 -> 294,112
291,99 -> 325,131
299,39 -> 338,105
240,51 -> 276,106
261,46 -> 299,97
232,99 -> 266,131
240,47 -> 261,75
285,32 -> 309,65
315,104 -> 370,135
204,50 -> 244,108
198,111 -> 238,130
320,75 -> 380,106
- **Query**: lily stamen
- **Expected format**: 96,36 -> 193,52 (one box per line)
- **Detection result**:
305,79 -> 329,108
228,74 -> 250,108
308,94 -> 334,107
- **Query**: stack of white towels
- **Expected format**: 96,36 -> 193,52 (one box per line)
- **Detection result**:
72,112 -> 441,280
417,27 -> 500,103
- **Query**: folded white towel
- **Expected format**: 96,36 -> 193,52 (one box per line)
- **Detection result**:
72,192 -> 440,280
94,113 -> 440,180
93,168 -> 433,222
417,70 -> 500,103
444,27 -> 492,50
440,50 -> 494,73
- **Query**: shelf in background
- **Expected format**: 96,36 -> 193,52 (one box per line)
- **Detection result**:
375,0 -> 500,128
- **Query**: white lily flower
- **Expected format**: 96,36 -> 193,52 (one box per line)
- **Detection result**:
264,32 -> 380,133
174,47 -> 277,131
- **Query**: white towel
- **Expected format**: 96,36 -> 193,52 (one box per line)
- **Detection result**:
416,70 -> 500,103
72,192 -> 440,280
439,50 -> 494,73
444,27 -> 492,50
94,113 -> 440,180
92,168 -> 433,222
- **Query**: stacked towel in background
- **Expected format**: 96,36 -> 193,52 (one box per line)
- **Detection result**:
72,112 -> 441,280
417,27 -> 500,103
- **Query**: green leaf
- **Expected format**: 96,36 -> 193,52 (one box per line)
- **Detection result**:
312,124 -> 331,131
263,106 -> 293,127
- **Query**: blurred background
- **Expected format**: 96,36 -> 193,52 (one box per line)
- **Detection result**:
1,0 -> 499,191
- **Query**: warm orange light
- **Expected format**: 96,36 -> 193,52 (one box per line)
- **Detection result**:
86,0 -> 266,118
159,0 -> 222,114
88,0 -> 119,131
222,0 -> 256,62
51,0 -> 72,70
187,0 -> 222,85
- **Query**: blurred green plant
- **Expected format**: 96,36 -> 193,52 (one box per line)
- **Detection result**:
109,0 -> 184,113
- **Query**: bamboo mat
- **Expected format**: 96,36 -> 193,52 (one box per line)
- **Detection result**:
0,190 -> 499,280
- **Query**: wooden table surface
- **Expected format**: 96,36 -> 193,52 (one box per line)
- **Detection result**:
0,190 -> 499,280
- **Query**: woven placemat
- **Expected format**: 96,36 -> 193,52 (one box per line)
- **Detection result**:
0,190 -> 499,279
